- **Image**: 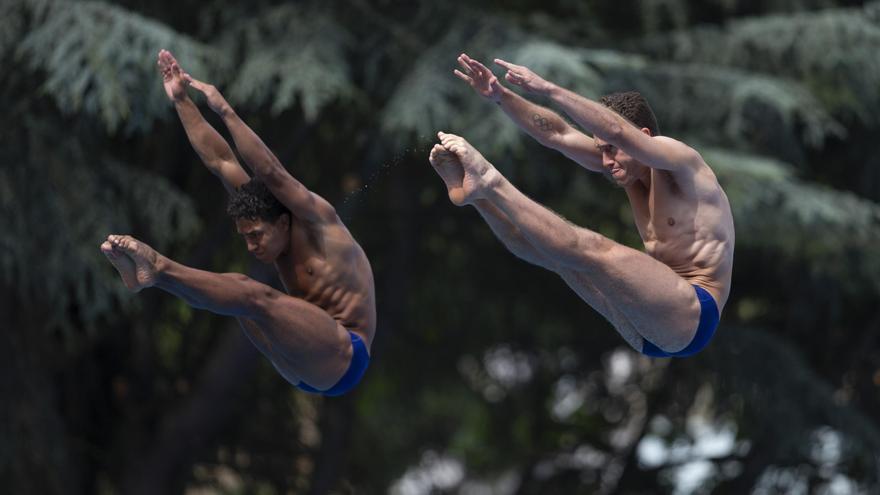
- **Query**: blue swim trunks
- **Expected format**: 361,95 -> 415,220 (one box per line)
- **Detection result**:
296,331 -> 370,396
641,285 -> 720,358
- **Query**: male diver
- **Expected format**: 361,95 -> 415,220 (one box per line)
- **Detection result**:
101,50 -> 375,394
429,54 -> 734,357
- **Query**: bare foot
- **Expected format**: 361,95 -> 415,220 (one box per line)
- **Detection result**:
434,132 -> 500,205
157,49 -> 188,102
107,235 -> 163,292
429,144 -> 467,205
101,239 -> 141,292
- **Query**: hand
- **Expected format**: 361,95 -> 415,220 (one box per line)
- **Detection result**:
157,49 -> 187,102
454,53 -> 504,102
494,59 -> 553,95
183,74 -> 232,117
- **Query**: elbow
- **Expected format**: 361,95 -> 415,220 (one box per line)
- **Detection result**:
539,127 -> 569,150
255,159 -> 285,181
600,121 -> 625,146
536,132 -> 559,149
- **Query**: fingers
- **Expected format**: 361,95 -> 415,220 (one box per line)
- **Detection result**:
467,57 -> 493,76
157,50 -> 170,75
184,74 -> 205,90
494,58 -> 517,70
453,69 -> 473,84
164,49 -> 180,67
158,49 -> 174,69
457,53 -> 498,82
457,54 -> 472,73
505,72 -> 524,86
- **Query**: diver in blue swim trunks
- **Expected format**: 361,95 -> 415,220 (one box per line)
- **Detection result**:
429,54 -> 734,357
100,50 -> 374,395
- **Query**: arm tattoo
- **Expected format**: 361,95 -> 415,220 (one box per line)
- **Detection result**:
532,113 -> 553,133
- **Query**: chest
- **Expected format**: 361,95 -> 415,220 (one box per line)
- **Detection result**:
631,170 -> 678,219
276,222 -> 327,294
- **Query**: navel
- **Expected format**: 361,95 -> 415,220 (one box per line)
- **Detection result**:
667,217 -> 676,226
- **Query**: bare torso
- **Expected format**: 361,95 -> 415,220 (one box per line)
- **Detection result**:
274,216 -> 377,347
625,162 -> 735,311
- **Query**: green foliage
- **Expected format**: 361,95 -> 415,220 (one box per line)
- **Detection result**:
707,146 -> 880,294
11,0 -> 218,134
707,327 -> 880,483
636,2 -> 880,122
576,50 -> 845,163
4,0 -> 880,493
220,4 -> 357,120
0,130 -> 201,334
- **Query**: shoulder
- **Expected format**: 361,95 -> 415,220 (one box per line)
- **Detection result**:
648,136 -> 711,178
655,136 -> 703,164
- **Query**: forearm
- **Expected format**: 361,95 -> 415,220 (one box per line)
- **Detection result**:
174,97 -> 238,172
545,84 -> 624,143
497,87 -> 570,147
217,105 -> 331,220
218,107 -> 284,178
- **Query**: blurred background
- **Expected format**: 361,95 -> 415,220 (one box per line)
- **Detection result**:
2,0 -> 880,493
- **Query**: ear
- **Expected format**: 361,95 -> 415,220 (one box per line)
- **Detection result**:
640,127 -> 653,137
277,213 -> 290,231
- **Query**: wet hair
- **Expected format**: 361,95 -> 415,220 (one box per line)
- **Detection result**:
226,177 -> 289,222
598,91 -> 660,136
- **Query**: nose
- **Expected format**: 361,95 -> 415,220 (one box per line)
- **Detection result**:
603,153 -> 616,169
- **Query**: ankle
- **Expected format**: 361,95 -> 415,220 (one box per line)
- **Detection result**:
153,254 -> 171,277
483,167 -> 502,190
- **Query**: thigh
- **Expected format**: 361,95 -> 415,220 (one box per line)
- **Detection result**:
248,293 -> 354,390
562,232 -> 701,352
237,317 -> 304,386
557,268 -> 645,351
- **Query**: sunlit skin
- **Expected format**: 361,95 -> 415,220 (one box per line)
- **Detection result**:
594,135 -> 651,188
100,49 -> 376,391
439,53 -> 735,354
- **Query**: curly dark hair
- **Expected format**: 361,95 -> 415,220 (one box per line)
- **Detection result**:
598,91 -> 660,136
226,177 -> 290,222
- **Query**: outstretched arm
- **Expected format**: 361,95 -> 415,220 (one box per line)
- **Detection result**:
184,76 -> 336,224
158,50 -> 249,194
495,59 -> 702,172
455,54 -> 602,172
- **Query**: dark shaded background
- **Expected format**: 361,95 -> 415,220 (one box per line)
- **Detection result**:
2,0 -> 879,493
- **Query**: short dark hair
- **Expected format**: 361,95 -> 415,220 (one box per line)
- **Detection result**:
599,91 -> 660,136
227,177 -> 289,222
